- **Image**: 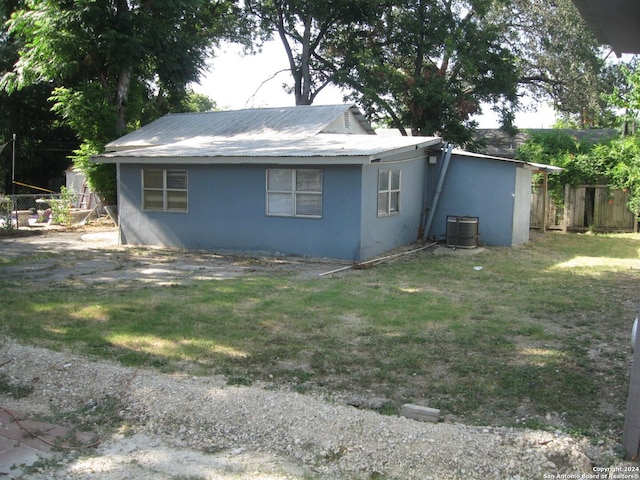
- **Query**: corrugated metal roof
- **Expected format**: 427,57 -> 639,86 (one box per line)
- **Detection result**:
97,134 -> 442,165
528,162 -> 564,174
452,149 -> 564,173
106,104 -> 374,151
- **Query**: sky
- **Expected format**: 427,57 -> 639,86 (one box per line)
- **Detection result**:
192,41 -> 557,130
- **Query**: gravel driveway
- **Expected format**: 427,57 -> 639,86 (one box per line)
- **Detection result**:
0,227 -> 634,479
0,342 -> 611,480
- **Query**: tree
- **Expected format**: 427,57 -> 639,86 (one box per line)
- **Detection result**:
246,1 -> 521,144
180,91 -> 218,114
0,0 -> 78,194
597,62 -> 640,216
491,0 -> 614,128
606,59 -> 640,135
3,0 -> 242,202
244,0 -> 376,105
0,85 -> 78,193
4,0 -> 239,134
607,136 -> 640,216
247,0 -> 616,141
325,0 -> 520,145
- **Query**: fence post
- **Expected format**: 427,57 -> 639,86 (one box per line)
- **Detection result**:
541,172 -> 548,233
11,196 -> 18,230
623,306 -> 640,459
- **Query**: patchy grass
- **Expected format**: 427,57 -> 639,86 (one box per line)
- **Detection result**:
1,231 -> 639,440
0,374 -> 34,399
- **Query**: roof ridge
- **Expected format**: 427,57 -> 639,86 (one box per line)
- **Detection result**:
164,104 -> 354,115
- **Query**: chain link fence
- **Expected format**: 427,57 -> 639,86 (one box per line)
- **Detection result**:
0,192 -> 103,228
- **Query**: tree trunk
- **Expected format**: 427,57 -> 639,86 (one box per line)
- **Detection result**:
115,68 -> 131,135
113,0 -> 132,134
297,15 -> 313,105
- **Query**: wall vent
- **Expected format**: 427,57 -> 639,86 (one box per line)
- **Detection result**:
343,111 -> 351,133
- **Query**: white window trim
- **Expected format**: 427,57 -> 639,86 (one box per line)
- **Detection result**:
377,169 -> 401,217
142,168 -> 188,212
266,168 -> 323,218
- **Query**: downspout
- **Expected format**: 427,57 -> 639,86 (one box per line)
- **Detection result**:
422,143 -> 453,241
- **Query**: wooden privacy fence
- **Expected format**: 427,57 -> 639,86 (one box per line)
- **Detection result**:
531,184 -> 638,232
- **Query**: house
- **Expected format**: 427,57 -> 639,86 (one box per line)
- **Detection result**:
93,105 -> 442,261
93,104 -> 557,260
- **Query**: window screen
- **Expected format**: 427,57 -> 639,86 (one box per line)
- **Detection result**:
142,169 -> 188,212
378,169 -> 400,217
266,169 -> 322,218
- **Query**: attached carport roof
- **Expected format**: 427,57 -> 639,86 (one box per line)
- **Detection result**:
571,0 -> 640,55
452,149 -> 564,174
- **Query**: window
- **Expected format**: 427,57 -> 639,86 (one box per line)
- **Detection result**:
266,168 -> 322,218
378,169 -> 400,217
142,169 -> 188,212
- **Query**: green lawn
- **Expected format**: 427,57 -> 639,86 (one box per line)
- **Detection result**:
2,231 -> 639,439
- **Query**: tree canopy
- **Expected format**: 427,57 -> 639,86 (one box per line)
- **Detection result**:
328,0 -> 520,145
494,0 -> 611,128
246,0 -> 611,144
517,131 -> 613,201
1,0 -> 243,201
4,0 -> 241,132
244,0 -> 377,106
0,0 -> 78,194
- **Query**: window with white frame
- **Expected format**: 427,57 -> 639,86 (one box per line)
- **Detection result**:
142,169 -> 188,212
378,169 -> 400,217
266,168 -> 322,218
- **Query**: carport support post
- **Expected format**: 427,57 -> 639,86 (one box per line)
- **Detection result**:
541,171 -> 548,233
623,306 -> 640,459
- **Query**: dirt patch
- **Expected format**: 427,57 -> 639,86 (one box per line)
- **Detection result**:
0,226 -> 351,288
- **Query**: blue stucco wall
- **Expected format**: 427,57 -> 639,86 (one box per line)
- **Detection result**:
118,163 -> 363,259
116,151 -> 529,259
358,159 -> 427,259
426,154 -> 529,246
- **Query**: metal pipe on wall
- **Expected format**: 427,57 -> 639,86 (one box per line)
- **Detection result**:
422,143 -> 453,241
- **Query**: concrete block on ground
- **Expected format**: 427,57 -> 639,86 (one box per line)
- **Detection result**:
400,404 -> 440,423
